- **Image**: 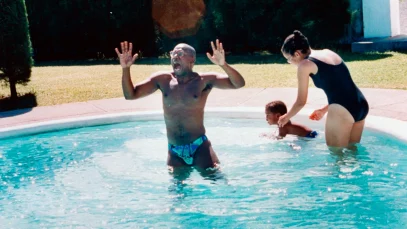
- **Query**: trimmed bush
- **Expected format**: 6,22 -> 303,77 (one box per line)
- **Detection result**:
0,0 -> 33,99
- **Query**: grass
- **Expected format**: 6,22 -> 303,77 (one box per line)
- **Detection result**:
0,51 -> 406,108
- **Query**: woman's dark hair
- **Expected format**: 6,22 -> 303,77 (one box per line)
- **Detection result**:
281,30 -> 310,55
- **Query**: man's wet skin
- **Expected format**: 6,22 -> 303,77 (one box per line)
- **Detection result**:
116,40 -> 245,170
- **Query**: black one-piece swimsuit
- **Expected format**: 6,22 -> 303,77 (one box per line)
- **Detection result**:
307,56 -> 369,122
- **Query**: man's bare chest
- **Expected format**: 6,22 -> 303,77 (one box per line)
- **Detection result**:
161,80 -> 209,106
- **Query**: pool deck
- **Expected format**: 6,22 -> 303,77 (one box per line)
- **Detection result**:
0,88 -> 407,129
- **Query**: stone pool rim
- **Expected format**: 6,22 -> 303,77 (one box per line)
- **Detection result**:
0,107 -> 406,142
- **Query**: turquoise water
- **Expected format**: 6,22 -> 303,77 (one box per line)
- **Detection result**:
0,118 -> 407,228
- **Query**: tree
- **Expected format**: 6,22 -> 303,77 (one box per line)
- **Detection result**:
0,0 -> 33,99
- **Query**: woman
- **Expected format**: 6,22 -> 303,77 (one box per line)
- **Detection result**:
277,30 -> 369,150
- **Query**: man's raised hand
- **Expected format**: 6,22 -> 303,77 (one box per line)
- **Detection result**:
115,41 -> 138,69
206,39 -> 225,66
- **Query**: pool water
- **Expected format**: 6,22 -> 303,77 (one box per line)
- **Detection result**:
0,118 -> 406,228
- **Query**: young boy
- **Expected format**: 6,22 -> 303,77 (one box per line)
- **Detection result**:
264,100 -> 318,139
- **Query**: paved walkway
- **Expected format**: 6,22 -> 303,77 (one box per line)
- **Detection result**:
1,88 -> 407,128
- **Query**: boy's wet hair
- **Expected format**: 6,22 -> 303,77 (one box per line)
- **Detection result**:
265,100 -> 287,115
281,30 -> 310,55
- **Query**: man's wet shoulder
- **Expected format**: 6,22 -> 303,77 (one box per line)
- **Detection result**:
150,71 -> 174,80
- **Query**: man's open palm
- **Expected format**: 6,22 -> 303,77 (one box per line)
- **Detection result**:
115,41 -> 138,68
206,39 -> 225,66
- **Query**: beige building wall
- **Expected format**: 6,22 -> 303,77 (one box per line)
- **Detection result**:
401,0 -> 407,34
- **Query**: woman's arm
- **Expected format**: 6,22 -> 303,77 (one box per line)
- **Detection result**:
278,61 -> 314,127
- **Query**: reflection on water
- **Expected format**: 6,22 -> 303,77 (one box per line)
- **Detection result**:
0,119 -> 406,228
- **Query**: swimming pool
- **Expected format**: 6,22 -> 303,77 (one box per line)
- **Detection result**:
0,108 -> 406,228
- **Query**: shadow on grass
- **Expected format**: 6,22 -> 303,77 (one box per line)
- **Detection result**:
33,54 -> 289,66
338,51 -> 396,62
33,50 -> 400,67
137,53 -> 289,65
34,59 -> 118,67
0,92 -> 37,115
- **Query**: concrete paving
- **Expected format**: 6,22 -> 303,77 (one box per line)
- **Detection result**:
1,88 -> 407,129
352,34 -> 407,53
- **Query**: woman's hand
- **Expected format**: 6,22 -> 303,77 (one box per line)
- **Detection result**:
309,107 -> 328,121
277,114 -> 290,127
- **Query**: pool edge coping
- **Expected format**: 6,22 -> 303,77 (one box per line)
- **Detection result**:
0,107 -> 406,141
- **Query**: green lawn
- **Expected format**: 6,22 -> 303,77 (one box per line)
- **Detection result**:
1,51 -> 406,107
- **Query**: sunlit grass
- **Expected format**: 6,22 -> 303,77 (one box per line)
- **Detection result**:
0,51 -> 406,107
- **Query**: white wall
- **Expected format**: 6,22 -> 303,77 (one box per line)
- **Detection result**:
400,0 -> 407,34
363,0 -> 400,38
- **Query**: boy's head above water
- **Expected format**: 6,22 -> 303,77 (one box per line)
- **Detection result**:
265,100 -> 287,125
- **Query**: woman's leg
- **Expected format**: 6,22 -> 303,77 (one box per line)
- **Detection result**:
325,104 -> 355,149
349,119 -> 366,145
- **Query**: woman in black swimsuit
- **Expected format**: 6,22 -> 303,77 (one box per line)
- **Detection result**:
277,30 -> 369,150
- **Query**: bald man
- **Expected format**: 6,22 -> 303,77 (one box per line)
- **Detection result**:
115,40 -> 245,170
